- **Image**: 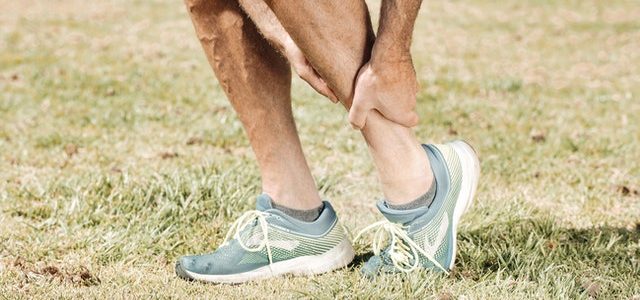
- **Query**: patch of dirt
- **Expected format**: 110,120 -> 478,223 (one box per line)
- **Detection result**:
41,265 -> 60,276
614,184 -> 639,197
530,129 -> 546,143
69,266 -> 101,286
159,151 -> 179,159
186,137 -> 204,146
10,257 -> 100,287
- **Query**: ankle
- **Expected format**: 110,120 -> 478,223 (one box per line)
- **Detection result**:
375,143 -> 434,204
271,200 -> 324,222
385,174 -> 436,209
262,185 -> 322,210
381,172 -> 434,204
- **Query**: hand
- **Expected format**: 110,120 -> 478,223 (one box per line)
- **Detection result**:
349,60 -> 419,129
284,39 -> 338,103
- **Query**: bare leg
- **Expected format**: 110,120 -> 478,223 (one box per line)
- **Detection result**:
184,0 -> 321,210
266,0 -> 433,204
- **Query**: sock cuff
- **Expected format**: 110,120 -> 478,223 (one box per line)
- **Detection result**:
385,175 -> 437,210
271,201 -> 325,222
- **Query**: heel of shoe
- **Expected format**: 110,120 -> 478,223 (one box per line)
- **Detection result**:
451,140 -> 480,215
446,140 -> 480,270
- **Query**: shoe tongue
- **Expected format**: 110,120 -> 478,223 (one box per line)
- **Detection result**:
376,200 -> 428,225
256,193 -> 274,211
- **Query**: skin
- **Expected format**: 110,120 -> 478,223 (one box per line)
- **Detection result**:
238,0 -> 338,103
183,0 -> 321,209
184,0 -> 430,208
351,0 -> 424,130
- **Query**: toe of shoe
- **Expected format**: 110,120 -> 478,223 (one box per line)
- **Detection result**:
175,258 -> 194,281
360,255 -> 383,279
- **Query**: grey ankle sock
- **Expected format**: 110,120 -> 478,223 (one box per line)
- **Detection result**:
386,176 -> 437,210
272,202 -> 324,222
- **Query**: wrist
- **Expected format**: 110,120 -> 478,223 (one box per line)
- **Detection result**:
369,52 -> 413,74
370,41 -> 412,66
366,50 -> 417,86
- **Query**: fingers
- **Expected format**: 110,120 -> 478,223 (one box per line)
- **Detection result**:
298,66 -> 339,103
377,102 -> 420,128
311,68 -> 339,103
352,105 -> 419,129
348,97 -> 370,129
388,110 -> 419,128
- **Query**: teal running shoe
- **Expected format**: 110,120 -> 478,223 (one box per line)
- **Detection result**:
175,194 -> 354,284
357,141 -> 480,276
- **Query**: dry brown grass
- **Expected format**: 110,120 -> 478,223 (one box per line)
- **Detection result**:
1,0 -> 639,298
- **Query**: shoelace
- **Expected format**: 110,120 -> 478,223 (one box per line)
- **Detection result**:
354,220 -> 449,274
222,210 -> 274,265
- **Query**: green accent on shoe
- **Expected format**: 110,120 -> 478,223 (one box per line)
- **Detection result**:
175,194 -> 354,284
357,141 -> 480,277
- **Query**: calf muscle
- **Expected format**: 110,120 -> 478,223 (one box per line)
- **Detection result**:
237,0 -> 290,55
264,0 -> 375,105
183,0 -> 322,209
264,0 -> 433,203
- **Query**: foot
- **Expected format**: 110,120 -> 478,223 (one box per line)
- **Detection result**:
357,141 -> 480,277
175,194 -> 354,284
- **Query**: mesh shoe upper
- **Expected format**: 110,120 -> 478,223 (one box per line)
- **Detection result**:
360,143 -> 464,276
177,194 -> 347,277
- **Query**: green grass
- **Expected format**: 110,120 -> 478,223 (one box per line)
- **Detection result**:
1,0 -> 639,298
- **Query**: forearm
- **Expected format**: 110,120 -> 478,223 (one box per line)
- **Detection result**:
238,0 -> 293,55
371,0 -> 423,64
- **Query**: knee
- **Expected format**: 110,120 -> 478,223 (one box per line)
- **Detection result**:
184,0 -> 245,38
184,0 -> 242,22
184,0 -> 213,15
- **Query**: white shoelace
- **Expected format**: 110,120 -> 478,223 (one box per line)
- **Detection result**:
222,210 -> 274,265
354,220 -> 449,274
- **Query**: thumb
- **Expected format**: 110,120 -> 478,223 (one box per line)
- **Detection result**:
297,63 -> 339,104
348,98 -> 370,130
383,108 -> 420,128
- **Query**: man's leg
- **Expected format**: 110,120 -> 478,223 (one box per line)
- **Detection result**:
265,1 -> 481,276
184,0 -> 321,210
265,0 -> 433,204
176,0 -> 355,284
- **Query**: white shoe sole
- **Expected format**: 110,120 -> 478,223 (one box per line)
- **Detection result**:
448,140 -> 481,270
182,239 -> 355,284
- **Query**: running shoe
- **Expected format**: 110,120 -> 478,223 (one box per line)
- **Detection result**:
357,141 -> 480,277
175,194 -> 354,284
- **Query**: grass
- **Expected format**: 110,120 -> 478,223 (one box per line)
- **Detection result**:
1,0 -> 639,298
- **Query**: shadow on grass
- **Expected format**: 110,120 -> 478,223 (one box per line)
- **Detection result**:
455,218 -> 639,278
349,252 -> 374,269
349,217 -> 639,296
